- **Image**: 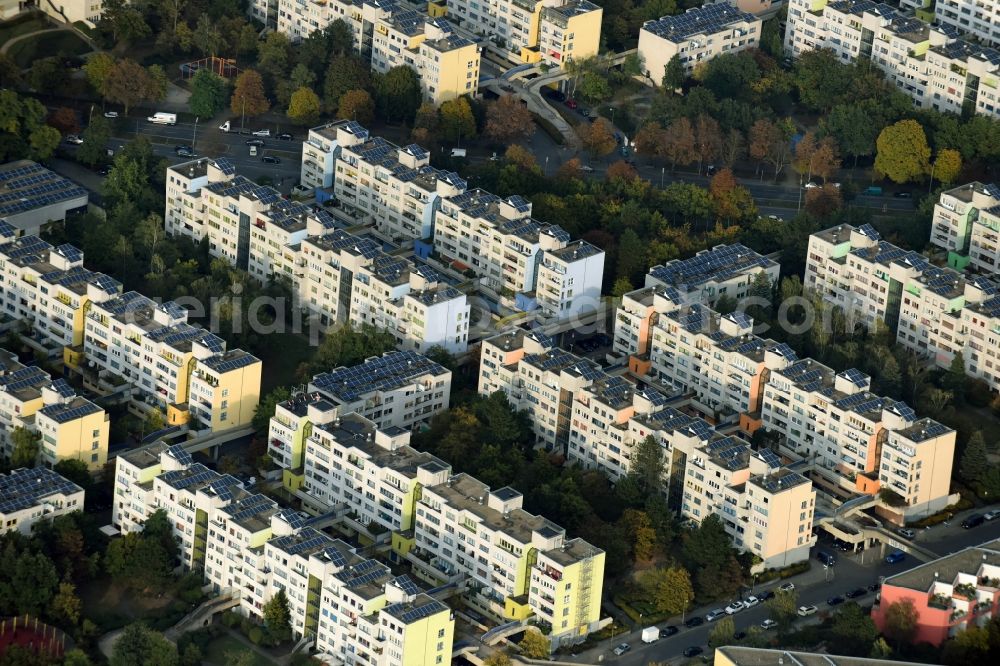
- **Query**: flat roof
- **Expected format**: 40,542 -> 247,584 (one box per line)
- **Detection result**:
648,243 -> 775,291
0,160 -> 88,219
642,5 -> 758,43
884,539 -> 1000,592
310,350 -> 449,403
0,467 -> 83,515
38,396 -> 102,424
716,646 -> 939,665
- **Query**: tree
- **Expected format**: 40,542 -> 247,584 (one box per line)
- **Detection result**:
287,87 -> 321,126
231,70 -> 270,118
253,387 -> 292,435
875,120 -> 931,184
805,184 -> 843,218
192,13 -> 223,57
54,459 -> 93,489
77,116 -> 112,166
84,53 -> 116,94
10,427 -> 40,468
577,72 -> 612,105
102,59 -> 152,114
373,66 -> 422,123
606,160 -> 638,183
882,599 -> 919,646
257,31 -> 293,84
28,58 -> 67,93
933,148 -> 962,186
580,118 -> 616,157
794,49 -> 855,112
662,117 -> 697,171
694,114 -> 722,172
111,623 -> 178,666
612,277 -> 633,298
767,589 -> 798,629
146,65 -> 169,103
942,624 -> 990,665
439,97 -> 477,143
645,566 -> 693,616
662,54 -> 686,90
29,126 -> 60,161
262,589 -> 292,644
504,145 -> 537,170
708,616 -> 736,648
484,653 -> 512,666
224,651 -> 257,666
50,581 -> 82,626
0,53 -> 21,88
47,107 -> 80,135
710,168 -> 756,224
189,70 -> 229,118
961,431 -> 989,488
720,128 -> 745,167
518,628 -> 550,659
829,603 -> 879,656
484,96 -> 534,144
821,103 -> 881,166
337,90 -> 375,125
324,55 -> 370,112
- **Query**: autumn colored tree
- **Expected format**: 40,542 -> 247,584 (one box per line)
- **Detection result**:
662,117 -> 697,171
720,128 -> 745,167
792,131 -> 817,176
805,184 -> 843,218
555,157 -> 583,180
750,117 -> 794,179
694,114 -> 722,173
287,87 -> 321,125
231,70 -> 270,118
337,89 -> 375,125
634,121 -> 665,156
579,118 -> 616,157
439,97 -> 477,143
606,160 -> 639,183
102,59 -> 152,113
874,119 -> 931,184
932,148 -> 962,186
504,145 -> 537,170
47,107 -> 80,135
484,95 -> 534,143
748,118 -> 773,176
710,168 -> 757,224
793,131 -> 841,181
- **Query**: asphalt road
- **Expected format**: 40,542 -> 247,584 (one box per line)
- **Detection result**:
583,508 -> 1000,665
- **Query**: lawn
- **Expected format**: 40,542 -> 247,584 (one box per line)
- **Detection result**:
203,634 -> 272,666
8,29 -> 91,68
0,14 -> 51,47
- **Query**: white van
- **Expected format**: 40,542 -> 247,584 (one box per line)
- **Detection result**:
147,112 -> 177,125
249,145 -> 258,157
450,148 -> 467,158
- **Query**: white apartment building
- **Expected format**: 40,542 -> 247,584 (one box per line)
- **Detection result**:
901,0 -> 1000,47
639,5 -> 762,82
930,182 -> 1000,273
274,0 -> 480,105
0,467 -> 84,535
613,244 -> 779,359
784,0 -> 1000,119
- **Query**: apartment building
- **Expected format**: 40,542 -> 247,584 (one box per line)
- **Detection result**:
274,0 -> 480,105
717,646 -> 940,666
930,182 -> 1000,273
613,244 -> 778,359
901,0 -> 1000,47
0,467 -> 84,535
112,442 -> 457,663
873,538 -> 1000,646
79,290 -> 262,431
0,161 -> 88,236
0,351 -> 109,471
784,0 -> 1000,119
268,351 -> 451,479
638,5 -> 762,82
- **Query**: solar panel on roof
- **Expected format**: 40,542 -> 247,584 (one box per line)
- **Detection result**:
398,601 -> 445,623
838,368 -> 869,388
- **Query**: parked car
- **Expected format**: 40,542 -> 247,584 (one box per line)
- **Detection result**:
97,166 -> 111,176
612,643 -> 630,656
104,111 -> 119,119
564,98 -> 578,109
64,135 -> 84,145
898,528 -> 916,539
744,595 -> 760,608
827,595 -> 845,606
659,626 -> 679,638
893,191 -> 913,198
682,646 -> 703,658
733,631 -> 747,640
833,539 -> 852,552
245,139 -> 265,146
985,510 -> 1000,521
963,514 -> 985,529
760,619 -> 778,630
816,550 -> 837,566
706,164 -> 716,175
544,89 -> 567,102
262,155 -> 281,164
885,550 -> 906,564
778,582 -> 796,593
580,165 -> 595,173
758,590 -> 775,601
252,129 -> 271,137
725,601 -> 745,615
804,181 -> 820,189
797,605 -> 818,617
705,609 -> 726,622
175,147 -> 196,157
684,616 -> 704,628
845,588 -> 868,599
277,132 -> 293,141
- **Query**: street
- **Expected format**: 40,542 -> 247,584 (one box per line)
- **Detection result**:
581,508 -> 1000,665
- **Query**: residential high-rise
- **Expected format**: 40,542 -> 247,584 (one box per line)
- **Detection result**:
929,182 -> 1000,273
0,467 -> 84,535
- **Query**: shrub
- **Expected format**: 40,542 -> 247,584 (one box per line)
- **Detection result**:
248,626 -> 264,645
221,611 -> 241,628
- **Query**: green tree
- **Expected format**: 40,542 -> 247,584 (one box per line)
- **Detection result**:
933,148 -> 962,186
10,427 -> 40,468
875,120 -> 931,184
257,31 -> 293,84
77,116 -> 112,166
882,599 -> 919,647
821,103 -> 881,167
28,58 -> 67,94
28,125 -> 60,161
630,435 -> 664,495
577,71 -> 612,104
50,581 -> 83,626
961,431 -> 989,488
708,616 -> 736,648
84,53 -> 116,94
252,386 -> 292,434
373,66 -> 422,123
642,566 -> 693,616
111,623 -> 179,666
662,54 -> 686,90
829,603 -> 879,656
615,228 -> 645,287
304,323 -> 398,378
324,55 -> 371,112
231,70 -> 270,118
189,70 -> 229,118
53,459 -> 92,489
439,97 -> 477,143
942,625 -> 990,665
518,628 -> 550,659
63,650 -> 93,666
287,87 -> 321,125
766,589 -> 798,629
100,0 -> 151,43
793,49 -> 855,112
484,653 -> 512,666
192,13 -> 223,57
262,589 -> 292,644
612,277 -> 633,298
870,637 -> 892,659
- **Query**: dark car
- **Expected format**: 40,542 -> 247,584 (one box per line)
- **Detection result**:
659,626 -> 679,638
545,89 -> 567,102
277,132 -> 294,141
245,138 -> 265,146
684,616 -> 704,628
963,514 -> 985,529
98,166 -> 111,176
869,582 -> 881,592
262,155 -> 281,164
827,595 -> 845,606
758,590 -> 775,601
174,146 -> 196,157
885,551 -> 906,564
733,631 -> 747,640
565,98 -> 578,109
845,588 -> 867,599
683,646 -> 704,658
833,539 -> 852,552
893,191 -> 913,198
